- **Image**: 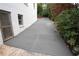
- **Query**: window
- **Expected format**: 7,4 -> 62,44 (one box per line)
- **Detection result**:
18,14 -> 23,25
24,3 -> 28,7
33,3 -> 35,9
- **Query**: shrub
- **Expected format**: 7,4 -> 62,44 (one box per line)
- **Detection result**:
55,8 -> 79,55
42,8 -> 49,17
37,4 -> 43,17
47,4 -> 75,21
37,3 -> 49,17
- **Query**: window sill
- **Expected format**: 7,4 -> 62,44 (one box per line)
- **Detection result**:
19,25 -> 24,28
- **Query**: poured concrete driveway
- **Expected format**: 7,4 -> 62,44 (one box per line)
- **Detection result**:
5,18 -> 72,56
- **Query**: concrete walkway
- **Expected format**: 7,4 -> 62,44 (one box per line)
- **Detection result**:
5,18 -> 72,56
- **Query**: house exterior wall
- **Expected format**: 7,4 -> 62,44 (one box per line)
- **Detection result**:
0,3 -> 37,44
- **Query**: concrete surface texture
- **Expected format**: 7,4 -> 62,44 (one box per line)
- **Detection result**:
5,18 -> 72,56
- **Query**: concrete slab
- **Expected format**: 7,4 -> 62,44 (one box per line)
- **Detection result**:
5,18 -> 72,56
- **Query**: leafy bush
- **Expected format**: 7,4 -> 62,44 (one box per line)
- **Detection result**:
47,4 -> 75,21
55,8 -> 79,55
42,8 -> 49,17
37,4 -> 43,17
37,3 -> 49,17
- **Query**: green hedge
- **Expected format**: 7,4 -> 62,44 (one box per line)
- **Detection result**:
55,8 -> 79,55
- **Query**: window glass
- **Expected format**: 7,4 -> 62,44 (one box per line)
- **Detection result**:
18,14 -> 23,25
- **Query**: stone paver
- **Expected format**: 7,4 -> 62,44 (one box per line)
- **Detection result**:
5,18 -> 72,56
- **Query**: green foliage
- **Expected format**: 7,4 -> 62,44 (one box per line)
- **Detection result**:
42,7 -> 49,17
47,3 -> 75,21
37,4 -> 43,16
55,8 -> 79,48
47,4 -> 55,20
37,3 -> 49,17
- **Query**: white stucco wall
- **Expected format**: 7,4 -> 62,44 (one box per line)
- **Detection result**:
0,30 -> 3,44
0,3 -> 37,44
